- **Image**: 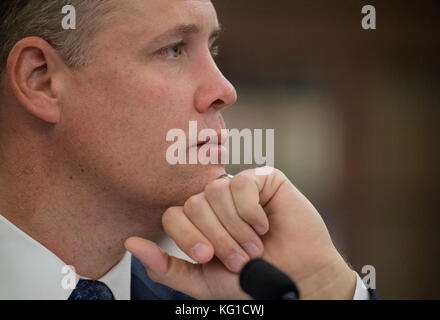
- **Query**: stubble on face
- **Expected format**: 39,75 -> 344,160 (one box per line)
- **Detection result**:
58,0 -> 231,215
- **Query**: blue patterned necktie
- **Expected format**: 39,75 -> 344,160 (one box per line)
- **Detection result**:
68,279 -> 115,300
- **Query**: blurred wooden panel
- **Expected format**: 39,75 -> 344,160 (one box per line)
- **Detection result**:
214,0 -> 440,298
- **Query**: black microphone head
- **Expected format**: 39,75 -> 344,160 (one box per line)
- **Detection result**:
239,258 -> 300,300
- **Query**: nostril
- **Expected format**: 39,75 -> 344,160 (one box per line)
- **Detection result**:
211,99 -> 224,109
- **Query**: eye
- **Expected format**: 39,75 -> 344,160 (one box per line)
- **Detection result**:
158,42 -> 186,59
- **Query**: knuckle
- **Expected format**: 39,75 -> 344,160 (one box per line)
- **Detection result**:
205,179 -> 229,200
212,233 -> 232,249
237,203 -> 257,221
240,168 -> 257,176
162,207 -> 180,226
270,167 -> 285,180
184,194 -> 203,216
231,173 -> 251,190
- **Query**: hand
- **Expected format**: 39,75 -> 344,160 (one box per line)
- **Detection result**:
125,167 -> 356,299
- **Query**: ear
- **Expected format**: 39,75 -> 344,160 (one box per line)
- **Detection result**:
6,37 -> 63,124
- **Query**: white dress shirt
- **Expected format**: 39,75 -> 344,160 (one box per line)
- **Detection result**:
0,214 -> 131,300
0,214 -> 370,300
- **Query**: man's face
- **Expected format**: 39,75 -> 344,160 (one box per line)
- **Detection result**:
59,0 -> 237,210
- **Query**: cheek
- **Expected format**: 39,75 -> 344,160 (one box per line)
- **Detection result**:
100,74 -> 196,174
62,63 -> 199,187
128,76 -> 194,135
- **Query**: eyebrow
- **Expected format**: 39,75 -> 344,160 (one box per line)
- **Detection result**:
148,23 -> 222,48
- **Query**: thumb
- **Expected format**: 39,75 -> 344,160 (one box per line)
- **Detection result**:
124,236 -> 202,297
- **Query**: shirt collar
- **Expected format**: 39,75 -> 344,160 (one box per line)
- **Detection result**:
0,214 -> 131,300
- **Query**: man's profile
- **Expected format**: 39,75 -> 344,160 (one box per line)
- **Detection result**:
0,0 -> 374,300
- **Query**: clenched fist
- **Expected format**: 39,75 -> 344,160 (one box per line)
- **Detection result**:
125,167 -> 356,299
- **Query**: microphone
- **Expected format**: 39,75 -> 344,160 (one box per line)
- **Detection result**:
239,258 -> 300,300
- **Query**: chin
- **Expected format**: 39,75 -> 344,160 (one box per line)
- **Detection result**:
164,164 -> 227,205
199,164 -> 227,180
185,164 -> 226,191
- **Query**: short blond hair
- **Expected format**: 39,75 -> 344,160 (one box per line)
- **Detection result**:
0,0 -> 116,74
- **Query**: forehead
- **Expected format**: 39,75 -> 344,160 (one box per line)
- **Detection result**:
113,0 -> 218,35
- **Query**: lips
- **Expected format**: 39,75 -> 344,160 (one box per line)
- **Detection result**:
194,131 -> 228,148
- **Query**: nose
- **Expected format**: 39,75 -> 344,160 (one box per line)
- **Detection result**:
194,61 -> 238,113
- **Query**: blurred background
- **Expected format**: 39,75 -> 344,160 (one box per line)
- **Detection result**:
214,0 -> 440,299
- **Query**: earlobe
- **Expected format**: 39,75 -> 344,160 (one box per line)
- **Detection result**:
7,37 -> 62,124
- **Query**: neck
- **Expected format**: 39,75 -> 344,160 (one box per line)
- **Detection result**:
0,155 -> 164,279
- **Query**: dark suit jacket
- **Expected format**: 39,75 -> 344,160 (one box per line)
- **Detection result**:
130,255 -> 378,300
130,255 -> 194,300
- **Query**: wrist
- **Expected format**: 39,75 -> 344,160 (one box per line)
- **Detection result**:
299,255 -> 356,300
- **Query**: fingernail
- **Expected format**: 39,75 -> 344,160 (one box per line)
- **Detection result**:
253,223 -> 268,235
189,243 -> 211,262
242,242 -> 261,258
226,253 -> 248,272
